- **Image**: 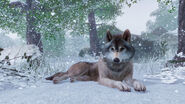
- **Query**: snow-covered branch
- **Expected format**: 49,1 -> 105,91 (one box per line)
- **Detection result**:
0,45 -> 41,77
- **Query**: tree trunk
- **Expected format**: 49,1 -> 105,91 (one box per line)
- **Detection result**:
88,11 -> 100,55
26,0 -> 43,52
169,0 -> 185,66
177,0 -> 185,55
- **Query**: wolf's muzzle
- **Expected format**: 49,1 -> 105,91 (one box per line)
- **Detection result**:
113,58 -> 120,63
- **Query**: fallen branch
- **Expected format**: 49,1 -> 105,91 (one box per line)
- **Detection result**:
1,67 -> 19,72
0,67 -> 27,78
168,59 -> 185,63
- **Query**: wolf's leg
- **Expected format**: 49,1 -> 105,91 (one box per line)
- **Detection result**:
53,72 -> 69,84
68,68 -> 89,82
70,75 -> 92,82
53,70 -> 90,83
98,78 -> 131,91
125,76 -> 146,91
131,79 -> 146,91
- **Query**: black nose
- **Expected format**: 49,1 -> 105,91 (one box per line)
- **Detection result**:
113,58 -> 120,63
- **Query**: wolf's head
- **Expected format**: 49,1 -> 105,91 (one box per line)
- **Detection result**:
103,29 -> 135,63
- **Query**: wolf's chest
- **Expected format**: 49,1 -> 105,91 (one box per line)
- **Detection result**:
106,65 -> 130,81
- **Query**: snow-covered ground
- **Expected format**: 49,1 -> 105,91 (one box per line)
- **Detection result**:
0,82 -> 184,104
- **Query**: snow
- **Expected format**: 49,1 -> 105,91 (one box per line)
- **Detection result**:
167,28 -> 178,35
51,12 -> 55,16
0,81 -> 185,104
0,30 -> 23,48
145,67 -> 185,84
176,52 -> 185,58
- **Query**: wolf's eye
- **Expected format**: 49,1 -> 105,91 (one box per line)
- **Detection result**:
119,47 -> 124,51
110,47 -> 115,51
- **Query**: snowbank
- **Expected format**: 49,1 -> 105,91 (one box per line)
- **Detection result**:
145,67 -> 185,84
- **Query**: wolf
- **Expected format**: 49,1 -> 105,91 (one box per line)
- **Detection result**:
46,29 -> 146,92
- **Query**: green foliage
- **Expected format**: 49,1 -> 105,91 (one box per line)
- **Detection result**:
68,0 -> 123,35
95,1 -> 122,21
42,33 -> 65,56
146,0 -> 178,32
33,0 -> 123,37
119,0 -> 138,7
0,0 -> 123,38
0,0 -> 26,37
0,0 -> 176,38
157,0 -> 176,12
97,24 -> 123,39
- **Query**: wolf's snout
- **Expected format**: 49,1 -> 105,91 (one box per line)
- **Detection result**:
113,58 -> 120,63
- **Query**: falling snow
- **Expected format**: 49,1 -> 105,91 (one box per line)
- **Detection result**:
0,0 -> 185,104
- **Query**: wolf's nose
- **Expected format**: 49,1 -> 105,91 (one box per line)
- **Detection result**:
113,58 -> 120,63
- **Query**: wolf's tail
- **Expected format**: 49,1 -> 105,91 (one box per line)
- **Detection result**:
45,72 -> 67,80
45,76 -> 54,80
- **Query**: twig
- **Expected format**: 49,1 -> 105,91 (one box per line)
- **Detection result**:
1,67 -> 18,72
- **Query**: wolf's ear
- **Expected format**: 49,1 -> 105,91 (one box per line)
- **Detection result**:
106,30 -> 112,42
123,29 -> 131,42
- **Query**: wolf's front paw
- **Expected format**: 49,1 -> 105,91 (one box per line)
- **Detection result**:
114,81 -> 131,92
133,81 -> 146,91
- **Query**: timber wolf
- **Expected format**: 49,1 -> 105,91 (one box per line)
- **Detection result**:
46,29 -> 146,92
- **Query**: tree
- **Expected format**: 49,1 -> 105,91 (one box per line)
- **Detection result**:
174,0 -> 185,63
88,10 -> 99,55
26,0 -> 43,52
154,0 -> 185,65
0,0 -> 88,53
0,0 -> 43,52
